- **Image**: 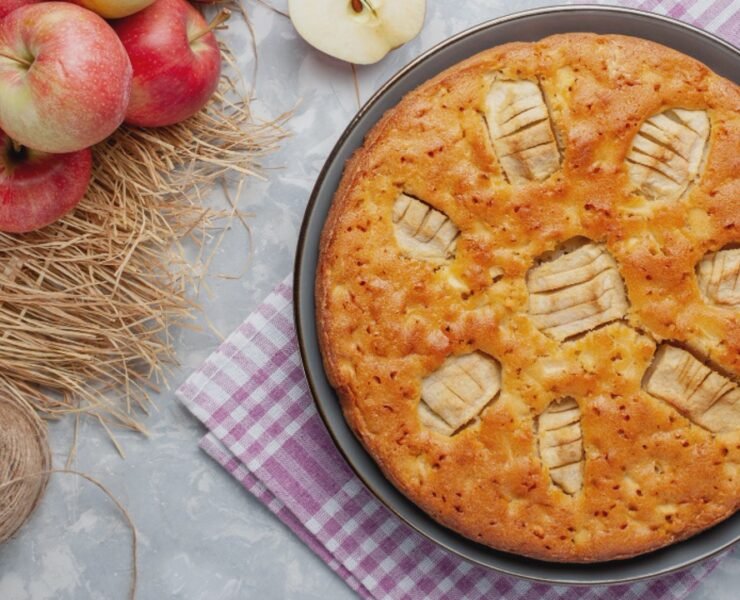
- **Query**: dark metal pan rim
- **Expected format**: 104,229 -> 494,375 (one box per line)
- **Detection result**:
294,4 -> 739,586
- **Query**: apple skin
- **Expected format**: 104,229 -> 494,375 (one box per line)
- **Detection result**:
0,3 -> 132,154
69,0 -> 157,19
0,0 -> 41,20
0,131 -> 92,233
113,0 -> 221,128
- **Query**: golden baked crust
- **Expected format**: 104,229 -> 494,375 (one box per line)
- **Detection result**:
316,33 -> 740,562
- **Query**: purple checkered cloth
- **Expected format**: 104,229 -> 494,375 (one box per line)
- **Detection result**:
178,277 -> 730,600
574,0 -> 740,41
178,3 -> 738,597
585,0 -> 739,43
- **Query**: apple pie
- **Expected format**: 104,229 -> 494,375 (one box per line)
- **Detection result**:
316,33 -> 740,562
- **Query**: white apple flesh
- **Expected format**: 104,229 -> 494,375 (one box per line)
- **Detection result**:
0,130 -> 92,233
0,3 -> 132,154
289,0 -> 426,65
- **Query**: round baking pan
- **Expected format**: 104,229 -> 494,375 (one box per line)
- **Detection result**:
294,4 -> 739,585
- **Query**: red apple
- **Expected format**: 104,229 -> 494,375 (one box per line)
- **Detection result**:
0,3 -> 132,153
0,131 -> 92,233
0,0 -> 41,20
113,0 -> 222,128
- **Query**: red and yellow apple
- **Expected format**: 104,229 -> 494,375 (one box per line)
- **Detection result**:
70,0 -> 157,19
0,131 -> 92,233
113,0 -> 222,128
0,3 -> 132,154
0,0 -> 41,20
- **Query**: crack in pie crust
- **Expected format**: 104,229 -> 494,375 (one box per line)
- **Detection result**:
316,34 -> 740,562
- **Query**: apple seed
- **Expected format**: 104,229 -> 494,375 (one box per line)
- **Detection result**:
351,0 -> 377,16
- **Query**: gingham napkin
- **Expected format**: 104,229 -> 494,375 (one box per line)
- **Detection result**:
582,0 -> 738,42
177,277 -> 727,600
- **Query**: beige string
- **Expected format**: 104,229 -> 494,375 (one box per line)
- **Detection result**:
0,468 -> 138,600
0,397 -> 50,544
1,399 -> 138,598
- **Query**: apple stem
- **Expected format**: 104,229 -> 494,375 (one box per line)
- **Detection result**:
189,9 -> 232,44
11,139 -> 23,154
0,51 -> 32,69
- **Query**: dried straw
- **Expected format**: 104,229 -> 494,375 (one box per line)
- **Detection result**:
0,398 -> 51,544
252,0 -> 289,18
0,32 -> 287,443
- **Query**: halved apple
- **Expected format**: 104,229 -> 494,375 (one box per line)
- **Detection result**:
289,0 -> 426,65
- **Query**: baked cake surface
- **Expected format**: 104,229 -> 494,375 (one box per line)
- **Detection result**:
316,33 -> 740,562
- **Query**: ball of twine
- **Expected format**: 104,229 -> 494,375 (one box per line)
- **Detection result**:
0,398 -> 51,544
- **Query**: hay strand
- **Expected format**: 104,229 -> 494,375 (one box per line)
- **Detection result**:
252,0 -> 289,18
351,63 -> 361,110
